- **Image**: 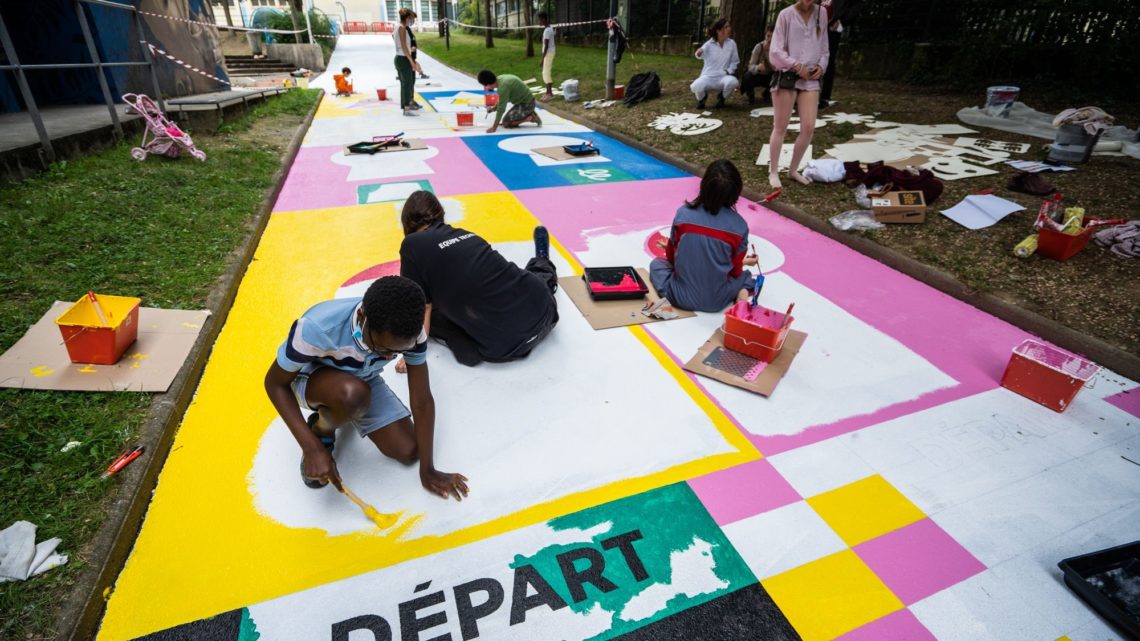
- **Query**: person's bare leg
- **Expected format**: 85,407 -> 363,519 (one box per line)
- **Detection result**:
366,416 -> 418,465
304,368 -> 371,437
768,88 -> 795,189
789,90 -> 819,185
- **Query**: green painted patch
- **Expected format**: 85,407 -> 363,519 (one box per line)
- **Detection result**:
509,483 -> 754,640
554,165 -> 635,185
356,180 -> 434,204
237,607 -> 261,641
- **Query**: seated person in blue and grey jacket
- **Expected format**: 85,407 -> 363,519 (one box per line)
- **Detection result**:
650,159 -> 758,312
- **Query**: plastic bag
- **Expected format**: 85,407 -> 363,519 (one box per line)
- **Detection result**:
561,79 -> 580,102
830,210 -> 883,231
803,158 -> 846,183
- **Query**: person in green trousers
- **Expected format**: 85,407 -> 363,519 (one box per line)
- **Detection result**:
394,8 -> 423,116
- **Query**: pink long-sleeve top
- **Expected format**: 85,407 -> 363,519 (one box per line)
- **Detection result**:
769,3 -> 830,92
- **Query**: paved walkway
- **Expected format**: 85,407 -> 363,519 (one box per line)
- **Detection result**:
97,35 -> 1139,641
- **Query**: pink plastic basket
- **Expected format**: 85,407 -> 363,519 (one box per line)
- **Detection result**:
1000,339 -> 1099,412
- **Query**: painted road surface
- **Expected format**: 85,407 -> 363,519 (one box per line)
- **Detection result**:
96,35 -> 1139,641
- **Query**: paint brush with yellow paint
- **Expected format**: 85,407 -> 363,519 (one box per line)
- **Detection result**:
337,480 -> 399,529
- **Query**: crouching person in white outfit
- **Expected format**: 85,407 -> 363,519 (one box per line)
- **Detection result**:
690,19 -> 740,109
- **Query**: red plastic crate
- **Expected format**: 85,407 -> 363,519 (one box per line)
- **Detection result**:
484,93 -> 499,107
1000,339 -> 1099,412
1037,226 -> 1093,261
55,294 -> 141,365
722,301 -> 793,362
456,112 -> 474,127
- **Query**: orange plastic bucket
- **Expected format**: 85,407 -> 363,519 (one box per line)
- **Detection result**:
376,88 -> 388,101
55,294 -> 141,365
484,93 -> 499,107
457,112 -> 474,127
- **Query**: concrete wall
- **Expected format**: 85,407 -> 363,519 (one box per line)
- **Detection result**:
266,43 -> 327,71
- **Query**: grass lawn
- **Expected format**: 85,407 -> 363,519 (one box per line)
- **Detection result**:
421,33 -> 1140,357
0,88 -> 321,641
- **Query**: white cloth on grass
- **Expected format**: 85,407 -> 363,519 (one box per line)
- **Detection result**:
803,158 -> 846,183
0,521 -> 68,582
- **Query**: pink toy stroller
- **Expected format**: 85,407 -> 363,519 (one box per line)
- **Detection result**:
122,93 -> 206,162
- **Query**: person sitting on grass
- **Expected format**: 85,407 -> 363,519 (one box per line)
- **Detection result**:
263,276 -> 469,501
395,190 -> 559,368
334,67 -> 354,96
649,159 -> 758,312
478,69 -> 542,133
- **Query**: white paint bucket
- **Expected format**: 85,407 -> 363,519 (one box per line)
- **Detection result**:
984,85 -> 1019,118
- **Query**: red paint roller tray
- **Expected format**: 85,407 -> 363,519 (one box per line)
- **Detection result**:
1000,339 -> 1099,412
582,267 -> 649,301
1057,541 -> 1140,638
722,300 -> 794,362
55,294 -> 141,364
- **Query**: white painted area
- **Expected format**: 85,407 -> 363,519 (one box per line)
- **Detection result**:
330,144 -> 440,182
618,537 -> 728,622
839,389 -> 1140,517
576,228 -> 957,436
911,570 -> 1065,641
250,242 -> 738,536
767,438 -> 875,498
247,518 -> 739,640
579,224 -> 785,274
721,502 -> 847,580
364,181 -> 433,203
497,135 -> 611,167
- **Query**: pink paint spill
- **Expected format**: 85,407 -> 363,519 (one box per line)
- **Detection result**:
1104,386 -> 1140,420
833,609 -> 937,641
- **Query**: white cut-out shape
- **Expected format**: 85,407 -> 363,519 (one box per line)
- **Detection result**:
955,137 -> 1031,154
786,116 -> 828,132
757,143 -> 812,171
750,107 -> 775,118
618,537 -> 729,622
822,141 -> 912,164
329,144 -> 439,182
648,112 -> 724,136
251,245 -> 738,537
922,156 -> 998,181
364,182 -> 426,204
820,111 -> 875,125
497,134 -> 611,166
866,120 -> 902,129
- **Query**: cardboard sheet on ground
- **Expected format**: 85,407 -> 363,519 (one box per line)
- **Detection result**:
0,302 -> 208,392
532,145 -> 597,162
560,268 -> 696,330
684,328 -> 806,397
342,137 -> 427,155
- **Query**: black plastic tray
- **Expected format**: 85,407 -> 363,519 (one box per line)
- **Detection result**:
1058,540 -> 1140,639
582,266 -> 649,301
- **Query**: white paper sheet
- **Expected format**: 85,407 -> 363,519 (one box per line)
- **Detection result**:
940,194 -> 1026,230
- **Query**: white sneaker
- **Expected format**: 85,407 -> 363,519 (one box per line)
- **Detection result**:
403,108 -> 419,117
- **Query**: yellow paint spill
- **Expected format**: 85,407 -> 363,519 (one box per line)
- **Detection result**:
31,366 -> 54,377
78,364 -> 97,373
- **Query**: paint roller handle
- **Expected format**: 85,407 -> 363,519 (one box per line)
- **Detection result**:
87,291 -> 109,327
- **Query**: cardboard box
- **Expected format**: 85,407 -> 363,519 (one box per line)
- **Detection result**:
872,190 -> 926,223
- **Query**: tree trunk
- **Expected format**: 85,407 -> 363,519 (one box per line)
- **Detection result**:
523,0 -> 534,57
720,0 -> 764,76
485,0 -> 494,47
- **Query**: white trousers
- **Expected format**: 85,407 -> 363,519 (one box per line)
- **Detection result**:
690,75 -> 739,100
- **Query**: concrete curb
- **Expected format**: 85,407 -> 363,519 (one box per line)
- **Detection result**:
526,99 -> 1140,382
58,89 -> 324,641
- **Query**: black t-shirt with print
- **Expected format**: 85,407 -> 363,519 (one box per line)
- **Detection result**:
400,223 -> 555,359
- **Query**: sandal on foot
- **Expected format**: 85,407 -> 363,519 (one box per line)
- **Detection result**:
301,412 -> 336,489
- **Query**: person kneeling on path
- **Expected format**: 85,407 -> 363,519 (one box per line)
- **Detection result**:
397,190 -> 559,368
264,276 -> 469,500
650,159 -> 758,312
479,69 -> 542,133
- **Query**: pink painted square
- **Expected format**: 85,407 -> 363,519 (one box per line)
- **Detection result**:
854,518 -> 985,605
1105,386 -> 1140,419
274,137 -> 506,212
833,608 -> 937,641
687,458 -> 800,526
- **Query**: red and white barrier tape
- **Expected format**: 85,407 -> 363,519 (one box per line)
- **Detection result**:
139,9 -> 307,35
147,43 -> 232,87
442,16 -> 614,31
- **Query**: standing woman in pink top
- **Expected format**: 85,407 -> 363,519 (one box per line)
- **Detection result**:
766,0 -> 829,187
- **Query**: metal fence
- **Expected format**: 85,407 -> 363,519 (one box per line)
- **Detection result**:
0,0 -> 164,163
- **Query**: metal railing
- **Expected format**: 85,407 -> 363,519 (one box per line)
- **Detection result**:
0,0 -> 165,164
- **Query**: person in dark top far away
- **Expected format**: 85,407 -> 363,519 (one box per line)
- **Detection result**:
396,191 -> 559,368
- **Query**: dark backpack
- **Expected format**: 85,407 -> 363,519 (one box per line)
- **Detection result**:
623,71 -> 661,107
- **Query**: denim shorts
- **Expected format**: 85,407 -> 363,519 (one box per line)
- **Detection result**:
292,370 -> 410,438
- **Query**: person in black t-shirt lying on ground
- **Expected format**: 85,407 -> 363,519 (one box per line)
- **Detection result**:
394,191 -> 559,368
